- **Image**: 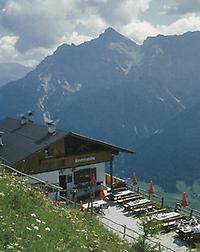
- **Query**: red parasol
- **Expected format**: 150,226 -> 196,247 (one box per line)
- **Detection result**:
181,192 -> 188,207
148,180 -> 155,194
90,174 -> 97,187
132,173 -> 138,185
99,186 -> 106,200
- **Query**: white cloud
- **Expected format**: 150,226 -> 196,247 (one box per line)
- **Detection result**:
165,0 -> 200,15
122,19 -> 158,43
0,35 -> 18,62
0,35 -> 53,66
159,14 -> 200,36
76,0 -> 151,25
0,0 -> 200,66
1,0 -> 151,52
1,0 -> 76,51
122,13 -> 200,44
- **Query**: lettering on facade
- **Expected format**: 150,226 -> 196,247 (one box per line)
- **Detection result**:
75,156 -> 96,163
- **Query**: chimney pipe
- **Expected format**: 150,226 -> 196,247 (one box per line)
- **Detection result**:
27,111 -> 33,122
20,114 -> 27,125
0,131 -> 4,146
47,120 -> 56,135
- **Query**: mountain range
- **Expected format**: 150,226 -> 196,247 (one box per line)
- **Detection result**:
0,63 -> 32,87
1,27 -> 200,191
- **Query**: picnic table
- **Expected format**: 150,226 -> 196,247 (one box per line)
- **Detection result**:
124,199 -> 152,211
152,211 -> 184,232
146,208 -> 167,216
82,200 -> 108,210
154,211 -> 182,222
113,190 -> 134,200
117,194 -> 142,204
133,205 -> 155,216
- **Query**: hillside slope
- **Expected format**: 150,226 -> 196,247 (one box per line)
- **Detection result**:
0,169 -> 130,252
130,103 -> 200,192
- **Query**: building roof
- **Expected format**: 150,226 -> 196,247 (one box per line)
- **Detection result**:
68,132 -> 134,154
0,117 -> 134,165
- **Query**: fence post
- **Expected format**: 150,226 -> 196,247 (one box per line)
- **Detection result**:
55,189 -> 58,202
161,197 -> 164,208
158,242 -> 161,251
123,225 -> 127,239
73,189 -> 77,209
65,193 -> 68,206
189,209 -> 193,219
174,202 -> 178,212
91,190 -> 94,214
44,182 -> 48,197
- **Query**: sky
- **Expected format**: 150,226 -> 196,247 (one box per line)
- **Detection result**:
1,0 -> 200,67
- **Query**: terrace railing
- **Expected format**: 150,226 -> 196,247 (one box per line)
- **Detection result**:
105,173 -> 200,220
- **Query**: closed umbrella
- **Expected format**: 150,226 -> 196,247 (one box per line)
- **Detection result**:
181,192 -> 188,207
148,180 -> 155,195
132,173 -> 138,185
99,186 -> 106,200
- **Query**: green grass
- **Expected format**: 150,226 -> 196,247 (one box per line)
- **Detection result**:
0,169 -> 131,252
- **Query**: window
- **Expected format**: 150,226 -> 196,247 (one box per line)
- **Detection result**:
67,174 -> 72,183
44,147 -> 53,158
74,168 -> 96,185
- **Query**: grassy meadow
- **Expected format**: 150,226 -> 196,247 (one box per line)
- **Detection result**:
0,169 -> 131,252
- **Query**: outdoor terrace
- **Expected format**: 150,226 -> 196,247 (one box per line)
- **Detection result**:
2,164 -> 199,251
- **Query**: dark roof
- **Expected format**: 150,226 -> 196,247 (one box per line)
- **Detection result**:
0,118 -> 67,164
0,117 -> 134,164
69,132 -> 134,154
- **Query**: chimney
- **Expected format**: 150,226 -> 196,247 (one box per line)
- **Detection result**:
47,120 -> 56,135
20,114 -> 27,125
0,131 -> 4,146
27,111 -> 33,122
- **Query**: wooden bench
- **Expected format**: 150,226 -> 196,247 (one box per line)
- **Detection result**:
113,187 -> 128,192
113,190 -> 134,201
162,220 -> 180,232
114,193 -> 136,201
162,215 -> 183,223
133,205 -> 155,216
146,208 -> 167,216
125,201 -> 156,212
117,195 -> 143,204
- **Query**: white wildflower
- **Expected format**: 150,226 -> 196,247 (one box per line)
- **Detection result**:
33,226 -> 39,230
0,192 -> 5,197
36,234 -> 41,238
36,218 -> 41,223
26,227 -> 31,231
7,245 -> 14,249
45,227 -> 50,231
30,213 -> 36,217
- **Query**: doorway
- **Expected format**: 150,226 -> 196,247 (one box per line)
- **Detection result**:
59,175 -> 67,197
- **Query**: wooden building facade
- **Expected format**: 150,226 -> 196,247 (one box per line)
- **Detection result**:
0,117 -> 134,198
